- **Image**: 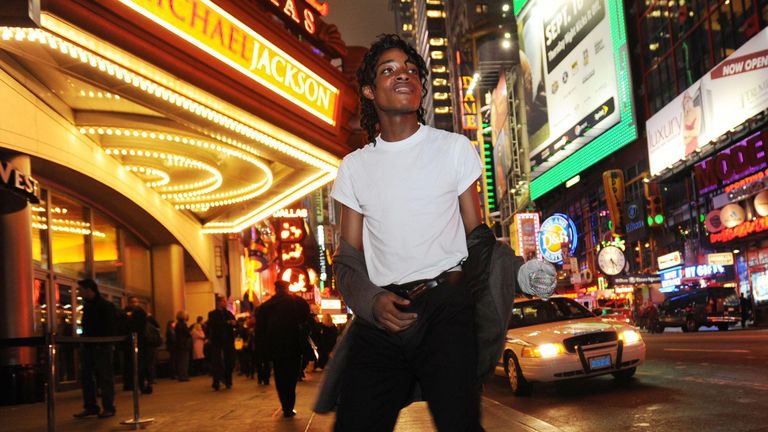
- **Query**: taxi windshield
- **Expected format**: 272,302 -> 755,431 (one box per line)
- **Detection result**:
509,298 -> 595,328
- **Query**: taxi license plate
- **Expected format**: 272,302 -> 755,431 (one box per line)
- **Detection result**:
589,355 -> 611,370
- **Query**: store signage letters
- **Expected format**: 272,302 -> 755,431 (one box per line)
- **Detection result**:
657,251 -> 682,270
538,213 -> 578,264
0,160 -> 40,203
710,214 -> 768,243
694,130 -> 766,193
461,76 -> 478,130
120,0 -> 338,125
272,208 -> 308,218
613,274 -> 661,284
707,252 -> 734,266
261,0 -> 317,35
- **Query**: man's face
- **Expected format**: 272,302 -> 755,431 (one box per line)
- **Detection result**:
363,48 -> 422,115
217,297 -> 227,309
79,287 -> 95,301
129,297 -> 140,308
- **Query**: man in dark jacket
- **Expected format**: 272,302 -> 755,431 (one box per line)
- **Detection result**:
121,296 -> 148,392
207,295 -> 236,390
256,280 -> 311,418
74,279 -> 119,419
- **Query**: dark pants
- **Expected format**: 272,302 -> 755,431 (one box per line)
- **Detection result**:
210,343 -> 235,388
256,356 -> 271,384
175,348 -> 190,380
273,356 -> 301,414
80,344 -> 115,412
334,280 -> 481,432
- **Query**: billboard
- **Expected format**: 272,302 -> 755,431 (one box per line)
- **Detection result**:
647,26 -> 768,176
515,0 -> 637,200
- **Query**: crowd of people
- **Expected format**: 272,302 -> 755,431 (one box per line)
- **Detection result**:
72,278 -> 340,419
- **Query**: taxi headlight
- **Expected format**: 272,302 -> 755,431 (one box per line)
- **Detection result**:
619,329 -> 642,345
522,343 -> 566,358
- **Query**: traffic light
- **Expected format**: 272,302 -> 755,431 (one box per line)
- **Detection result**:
648,194 -> 665,226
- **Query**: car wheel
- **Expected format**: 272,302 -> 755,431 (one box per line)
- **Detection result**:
654,323 -> 665,333
717,324 -> 729,331
685,317 -> 699,332
612,367 -> 636,382
504,352 -> 531,396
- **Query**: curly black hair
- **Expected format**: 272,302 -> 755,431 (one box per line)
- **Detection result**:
356,34 -> 429,144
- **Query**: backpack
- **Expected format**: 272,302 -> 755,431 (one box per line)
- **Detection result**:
144,322 -> 162,347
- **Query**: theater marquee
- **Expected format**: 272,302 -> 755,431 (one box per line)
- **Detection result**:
118,0 -> 339,125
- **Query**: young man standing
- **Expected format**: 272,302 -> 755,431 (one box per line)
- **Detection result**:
330,34 -> 484,431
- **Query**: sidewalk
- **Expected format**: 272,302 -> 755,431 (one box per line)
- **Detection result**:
0,369 -> 560,432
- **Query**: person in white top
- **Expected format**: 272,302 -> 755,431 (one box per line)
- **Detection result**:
330,34 -> 483,432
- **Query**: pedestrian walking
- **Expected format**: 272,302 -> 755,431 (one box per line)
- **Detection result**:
174,311 -> 191,381
73,278 -> 119,419
253,305 -> 271,386
256,280 -> 311,418
190,316 -> 207,375
207,295 -> 236,390
164,319 -> 176,379
327,34 -> 484,431
315,313 -> 338,370
740,293 -> 752,328
121,296 -> 154,393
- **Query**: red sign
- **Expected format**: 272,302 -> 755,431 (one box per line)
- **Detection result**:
710,214 -> 768,243
262,0 -> 317,35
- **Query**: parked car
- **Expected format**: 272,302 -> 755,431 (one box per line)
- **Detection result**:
501,296 -> 646,396
657,286 -> 740,332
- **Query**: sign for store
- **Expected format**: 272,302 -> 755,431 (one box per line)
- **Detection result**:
693,131 -> 767,193
538,213 -> 578,264
707,252 -> 734,266
657,251 -> 682,270
710,214 -> 768,243
613,274 -> 661,284
0,160 -> 40,203
647,26 -> 768,176
512,213 -> 541,259
119,0 -> 339,125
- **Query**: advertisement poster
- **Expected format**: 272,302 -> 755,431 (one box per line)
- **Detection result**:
517,0 -> 621,178
491,75 -> 511,197
647,26 -> 768,176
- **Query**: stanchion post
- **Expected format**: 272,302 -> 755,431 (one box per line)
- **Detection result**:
120,332 -> 154,429
46,332 -> 56,432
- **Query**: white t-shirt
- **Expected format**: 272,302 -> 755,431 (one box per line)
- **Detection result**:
331,124 -> 483,286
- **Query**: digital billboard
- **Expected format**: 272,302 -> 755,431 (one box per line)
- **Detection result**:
647,26 -> 768,176
514,0 -> 636,200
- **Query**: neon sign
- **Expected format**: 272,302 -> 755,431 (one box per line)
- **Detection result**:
118,0 -> 339,125
538,213 -> 578,264
710,214 -> 768,243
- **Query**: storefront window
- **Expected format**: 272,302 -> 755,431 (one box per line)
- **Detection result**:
124,231 -> 151,296
93,210 -> 122,288
50,193 -> 87,279
30,191 -> 50,269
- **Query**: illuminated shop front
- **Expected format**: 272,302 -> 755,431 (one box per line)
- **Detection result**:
0,0 -> 357,396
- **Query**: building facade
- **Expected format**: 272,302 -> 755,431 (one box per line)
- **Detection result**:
0,0 -> 358,397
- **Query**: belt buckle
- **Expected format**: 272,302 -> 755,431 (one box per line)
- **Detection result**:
406,282 -> 429,300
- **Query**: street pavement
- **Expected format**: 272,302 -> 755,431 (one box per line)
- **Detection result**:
0,367 -> 561,432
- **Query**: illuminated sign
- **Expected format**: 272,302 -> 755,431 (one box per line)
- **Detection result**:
273,208 -> 309,218
707,252 -> 733,266
513,213 -> 541,259
659,264 -> 727,289
710,214 -> 768,243
279,267 -> 309,292
460,76 -> 478,130
119,0 -> 339,125
0,160 -> 40,203
657,251 -> 682,270
648,27 -> 768,176
538,213 -> 578,264
694,131 -> 767,193
260,0 -> 318,35
517,0 -> 637,200
320,298 -> 341,310
278,218 -> 306,242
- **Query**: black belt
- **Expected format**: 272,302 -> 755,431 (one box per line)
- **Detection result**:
384,270 -> 463,300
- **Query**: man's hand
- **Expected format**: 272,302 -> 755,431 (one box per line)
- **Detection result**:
373,292 -> 417,333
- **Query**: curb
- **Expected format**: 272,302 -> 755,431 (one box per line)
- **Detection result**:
481,397 -> 562,432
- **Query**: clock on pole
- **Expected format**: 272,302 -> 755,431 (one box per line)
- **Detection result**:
598,245 -> 626,275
